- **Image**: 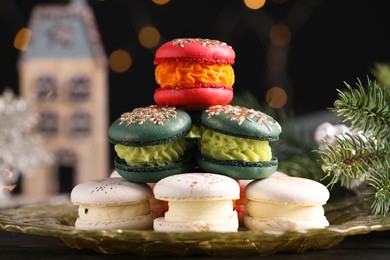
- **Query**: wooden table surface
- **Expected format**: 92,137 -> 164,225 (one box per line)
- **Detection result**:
1,229 -> 390,259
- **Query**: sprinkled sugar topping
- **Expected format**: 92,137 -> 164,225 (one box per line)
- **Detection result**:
205,105 -> 281,131
171,38 -> 228,48
120,105 -> 177,126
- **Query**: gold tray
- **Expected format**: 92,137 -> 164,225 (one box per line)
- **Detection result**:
1,195 -> 390,256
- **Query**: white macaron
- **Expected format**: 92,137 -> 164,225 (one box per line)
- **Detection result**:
244,175 -> 330,230
71,177 -> 154,230
110,170 -> 165,217
236,171 -> 289,222
153,173 -> 240,232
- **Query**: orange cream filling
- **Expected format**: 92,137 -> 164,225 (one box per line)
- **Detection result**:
155,63 -> 234,88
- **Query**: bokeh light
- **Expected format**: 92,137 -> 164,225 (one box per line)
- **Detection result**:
138,26 -> 160,49
269,23 -> 291,47
266,86 -> 288,108
13,27 -> 32,51
152,0 -> 170,5
109,49 -> 132,73
243,0 -> 266,10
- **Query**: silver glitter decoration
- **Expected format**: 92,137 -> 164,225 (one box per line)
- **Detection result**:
171,38 -> 228,48
205,105 -> 281,131
314,122 -> 352,150
0,89 -> 52,203
120,105 -> 177,126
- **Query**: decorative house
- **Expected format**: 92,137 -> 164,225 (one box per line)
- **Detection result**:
17,0 -> 109,199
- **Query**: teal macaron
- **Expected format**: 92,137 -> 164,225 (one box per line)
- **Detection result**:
197,104 -> 282,180
108,105 -> 194,183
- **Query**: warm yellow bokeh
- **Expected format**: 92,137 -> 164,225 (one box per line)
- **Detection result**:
269,24 -> 291,47
266,86 -> 288,108
109,49 -> 132,73
152,0 -> 170,5
14,27 -> 32,51
138,26 -> 161,49
243,0 -> 266,10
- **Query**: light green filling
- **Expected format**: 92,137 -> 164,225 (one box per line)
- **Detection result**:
200,129 -> 272,162
115,138 -> 186,166
186,124 -> 201,138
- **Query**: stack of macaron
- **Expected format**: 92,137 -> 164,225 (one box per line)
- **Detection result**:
108,38 -> 282,183
70,38 -> 330,232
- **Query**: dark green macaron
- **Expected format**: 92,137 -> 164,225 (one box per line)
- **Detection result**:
108,105 -> 194,183
197,104 -> 281,180
200,105 -> 281,141
183,110 -> 203,157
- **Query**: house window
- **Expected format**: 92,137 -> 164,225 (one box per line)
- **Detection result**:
69,111 -> 91,137
68,75 -> 90,102
36,75 -> 58,101
38,111 -> 59,137
11,174 -> 22,195
55,149 -> 77,194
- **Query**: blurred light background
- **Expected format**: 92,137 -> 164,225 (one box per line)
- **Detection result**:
1,0 -> 389,117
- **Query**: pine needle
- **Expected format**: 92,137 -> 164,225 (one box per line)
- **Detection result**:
366,168 -> 390,216
332,78 -> 390,138
322,76 -> 390,215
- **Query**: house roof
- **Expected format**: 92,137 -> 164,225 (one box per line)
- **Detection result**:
19,0 -> 106,66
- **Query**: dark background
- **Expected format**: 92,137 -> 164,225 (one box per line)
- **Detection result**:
1,0 -> 389,121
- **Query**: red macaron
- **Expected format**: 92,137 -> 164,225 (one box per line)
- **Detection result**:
154,38 -> 236,110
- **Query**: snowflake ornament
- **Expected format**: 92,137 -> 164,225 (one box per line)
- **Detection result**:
0,89 -> 52,202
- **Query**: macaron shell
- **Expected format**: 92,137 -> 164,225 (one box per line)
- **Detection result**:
201,105 -> 281,141
154,87 -> 233,110
70,178 -> 152,206
153,173 -> 240,201
197,154 -> 278,180
153,211 -> 239,232
244,215 -> 329,231
75,212 -> 154,230
245,176 -> 330,206
114,155 -> 195,183
108,106 -> 191,146
108,172 -> 166,217
154,38 -> 235,65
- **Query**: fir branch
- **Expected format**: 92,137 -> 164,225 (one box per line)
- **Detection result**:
332,78 -> 390,138
277,154 -> 325,182
370,62 -> 390,89
271,122 -> 325,182
366,168 -> 390,216
231,90 -> 282,117
319,132 -> 389,188
321,76 -> 390,215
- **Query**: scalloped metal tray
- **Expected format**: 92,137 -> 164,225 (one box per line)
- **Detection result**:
1,195 -> 390,256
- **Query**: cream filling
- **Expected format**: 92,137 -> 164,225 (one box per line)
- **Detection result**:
114,138 -> 185,166
200,129 -> 272,162
165,200 -> 234,222
78,201 -> 150,221
246,201 -> 325,221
